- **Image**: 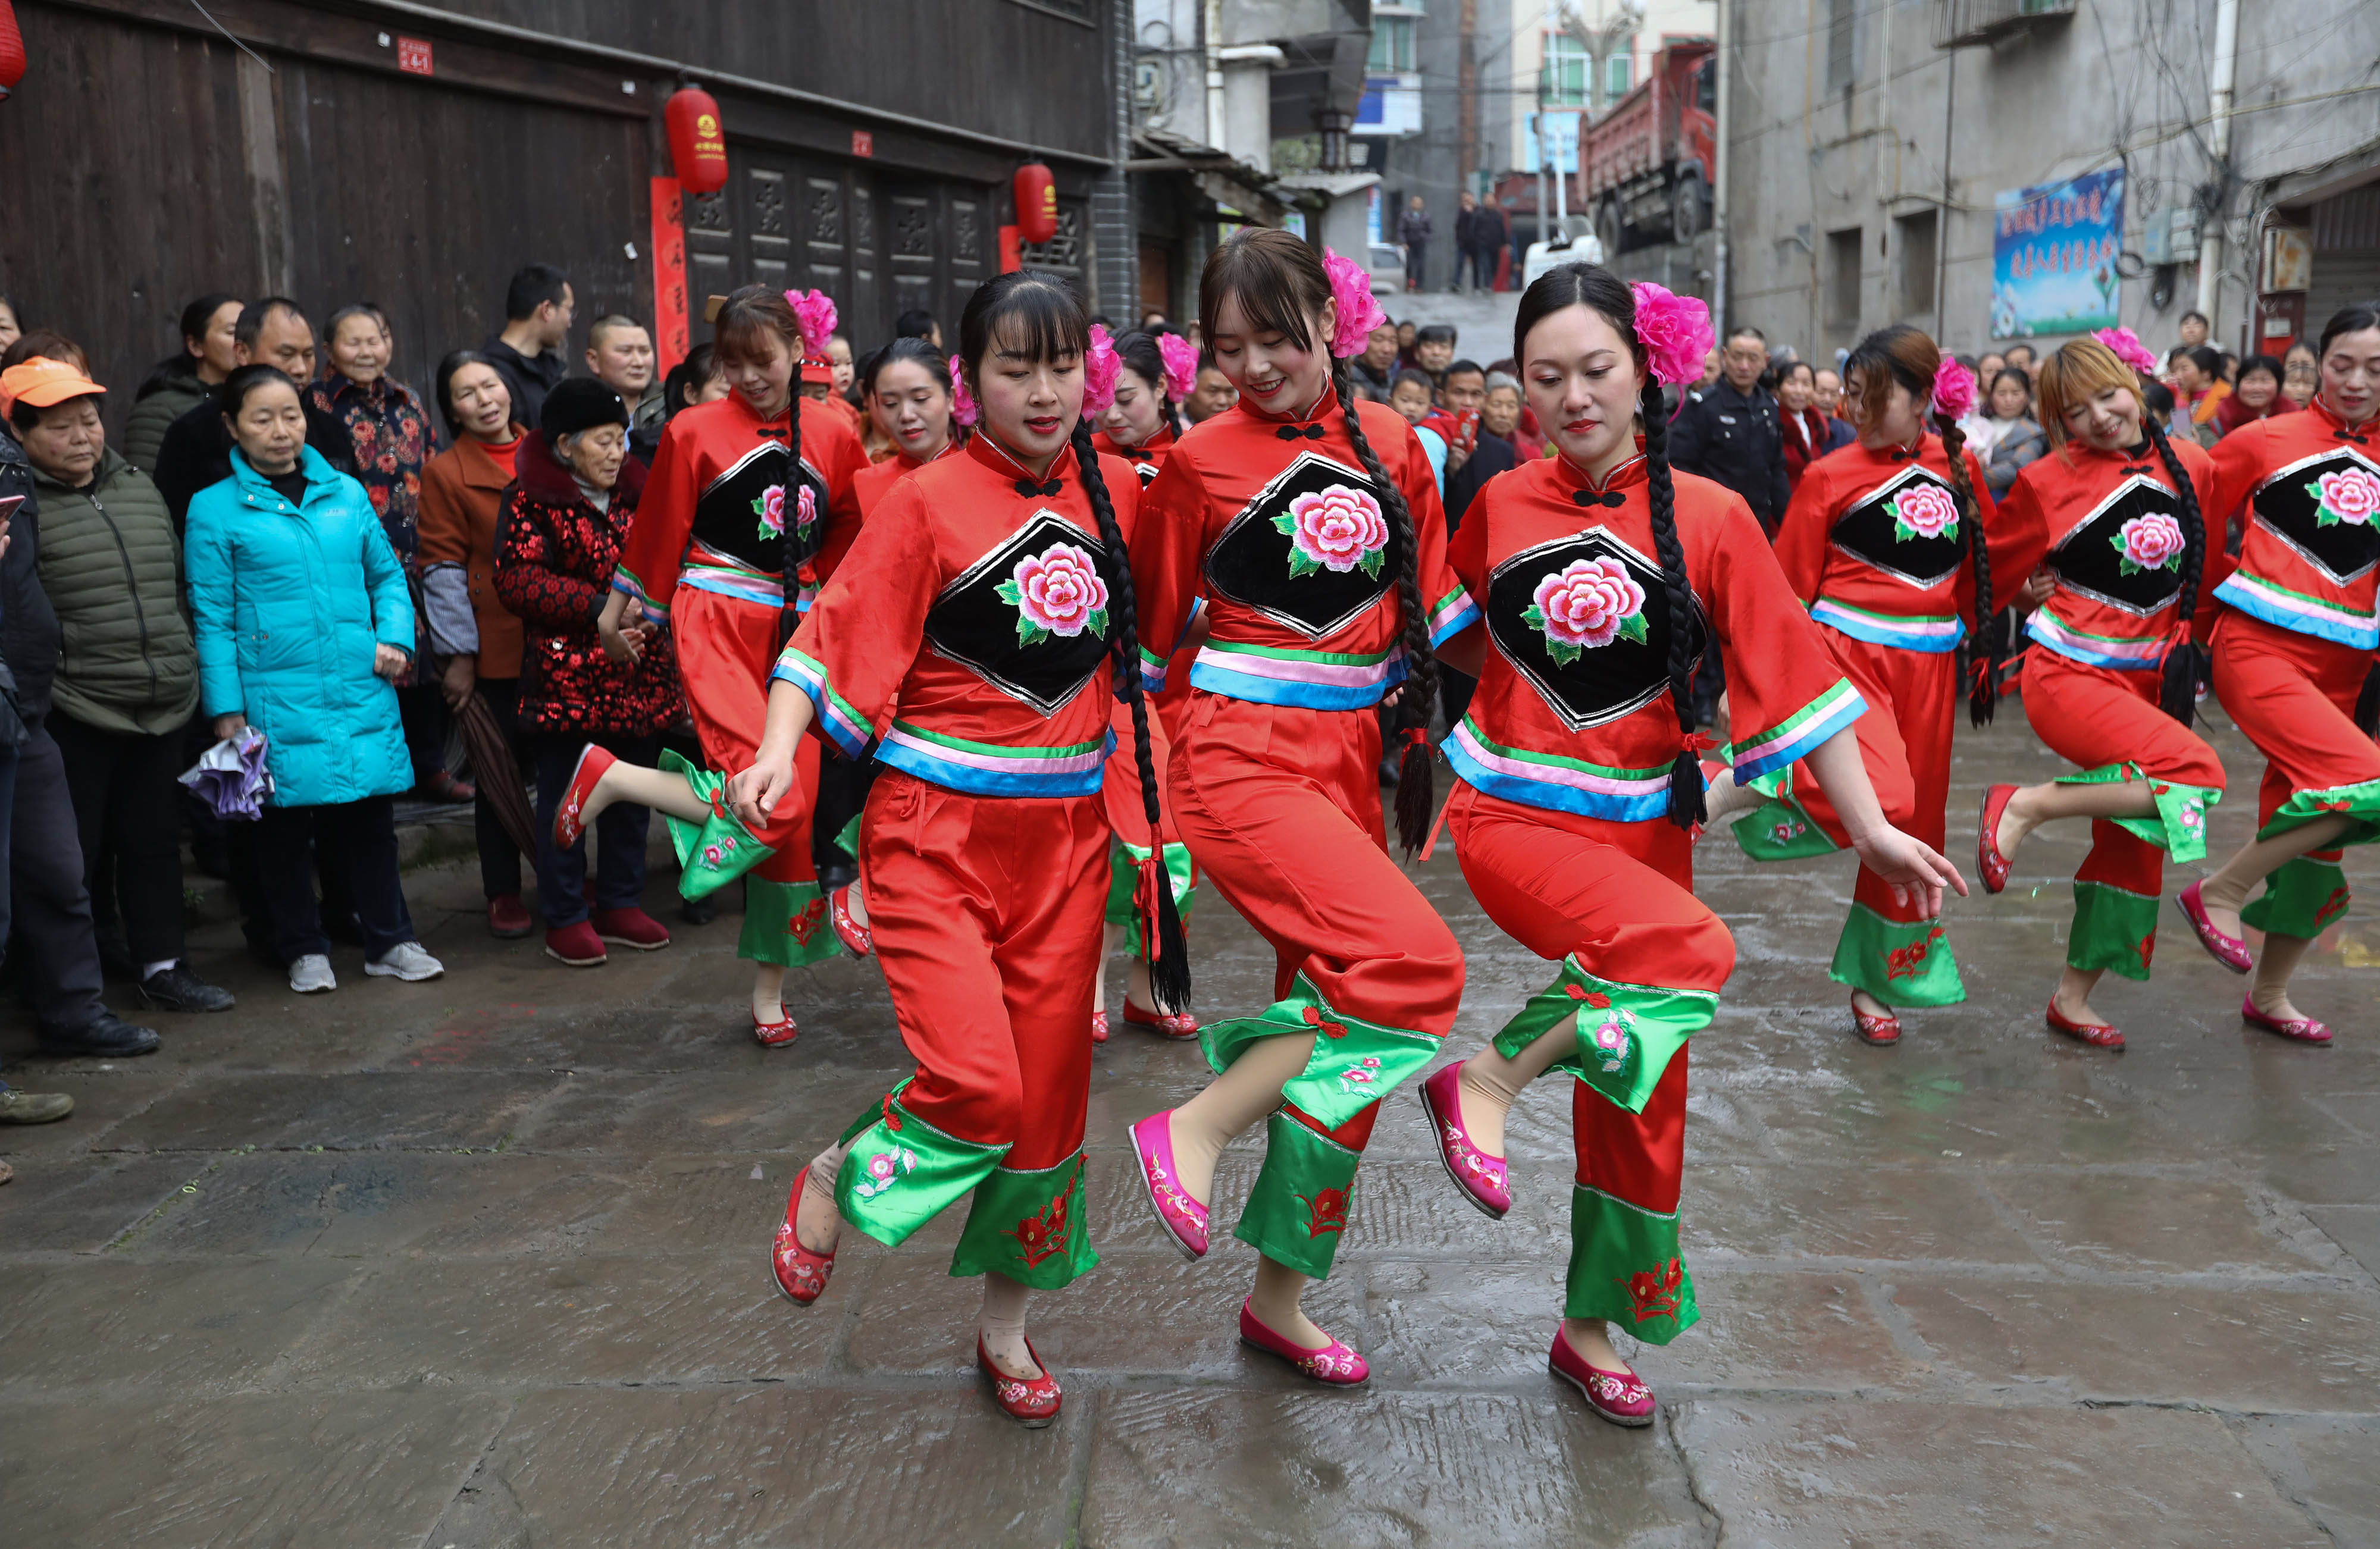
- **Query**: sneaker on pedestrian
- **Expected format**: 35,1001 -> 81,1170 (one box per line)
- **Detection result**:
139,963 -> 236,1014
544,920 -> 608,967
487,893 -> 535,939
35,1012 -> 161,1058
0,1086 -> 76,1124
592,906 -> 671,951
365,941 -> 446,982
289,954 -> 338,993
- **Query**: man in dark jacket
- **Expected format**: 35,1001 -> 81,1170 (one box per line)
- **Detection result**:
1397,197 -> 1433,293
485,264 -> 575,430
1669,325 -> 1792,534
1452,193 -> 1508,293
151,299 -> 358,526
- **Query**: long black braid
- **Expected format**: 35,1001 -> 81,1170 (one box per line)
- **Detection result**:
780,394 -> 806,617
1639,379 -> 1708,828
1936,410 -> 1996,726
1334,372 -> 1441,853
1072,416 -> 1191,1014
2141,415 -> 2207,725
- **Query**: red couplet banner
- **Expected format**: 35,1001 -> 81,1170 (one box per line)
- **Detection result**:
650,177 -> 690,374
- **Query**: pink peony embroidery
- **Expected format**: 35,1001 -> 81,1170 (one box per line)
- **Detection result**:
2092,327 -> 2162,377
2110,510 -> 2185,574
2308,467 -> 2380,528
1887,482 -> 1961,543
995,541 -> 1111,646
1158,333 -> 1200,402
1629,283 -> 1715,387
1322,247 -> 1388,358
1273,483 -> 1389,578
1524,557 -> 1648,663
948,356 -> 979,427
1930,356 -> 1978,422
787,289 -> 838,357
1083,324 -> 1122,415
752,485 -> 785,540
851,1146 -> 918,1200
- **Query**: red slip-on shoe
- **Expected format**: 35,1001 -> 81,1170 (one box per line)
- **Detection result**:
591,906 -> 671,951
487,893 -> 535,939
2241,995 -> 2334,1046
543,920 -> 608,967
552,744 -> 618,849
828,885 -> 872,959
1977,783 -> 2018,895
1127,1111 -> 1208,1258
1090,1009 -> 1110,1045
770,1166 -> 837,1305
1238,1299 -> 1368,1385
1120,999 -> 1200,1039
2045,999 -> 2124,1051
1548,1325 -> 1655,1427
2176,881 -> 2254,974
977,1335 -> 1061,1426
1852,998 -> 1901,1047
1418,1061 -> 1510,1219
753,1006 -> 799,1048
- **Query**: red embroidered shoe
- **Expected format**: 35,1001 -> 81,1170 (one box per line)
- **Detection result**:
1128,1111 -> 1207,1258
1548,1325 -> 1656,1427
977,1335 -> 1061,1426
1121,999 -> 1200,1039
1418,1061 -> 1510,1218
2241,995 -> 2334,1045
1090,1009 -> 1110,1045
2177,881 -> 2253,974
487,893 -> 534,939
753,1005 -> 798,1048
543,920 -> 607,967
770,1165 -> 837,1305
2045,999 -> 2124,1050
829,885 -> 872,958
1852,996 -> 1901,1046
552,744 -> 617,849
1977,783 -> 2018,894
1238,1299 -> 1368,1385
592,906 -> 671,950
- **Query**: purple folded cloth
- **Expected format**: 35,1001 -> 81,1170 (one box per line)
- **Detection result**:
178,728 -> 274,820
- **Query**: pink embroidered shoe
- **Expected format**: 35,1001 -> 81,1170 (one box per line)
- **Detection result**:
977,1335 -> 1062,1426
770,1166 -> 836,1305
1418,1061 -> 1510,1219
2176,880 -> 2253,974
1238,1299 -> 1368,1385
552,744 -> 617,849
2045,999 -> 2124,1051
1128,1111 -> 1208,1258
829,885 -> 872,959
1090,1009 -> 1110,1045
753,1006 -> 798,1048
1548,1325 -> 1655,1427
2241,995 -> 2334,1046
1121,999 -> 1200,1039
1977,783 -> 2018,894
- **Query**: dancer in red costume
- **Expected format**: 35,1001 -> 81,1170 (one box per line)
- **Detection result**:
554,287 -> 866,1044
1712,325 -> 2041,1046
731,272 -> 1186,1426
1975,331 -> 2225,1051
851,337 -> 962,523
2177,305 -> 2380,1044
1123,231 -> 1470,1384
1421,264 -> 1959,1425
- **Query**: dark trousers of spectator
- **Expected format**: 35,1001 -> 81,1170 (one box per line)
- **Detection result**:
530,732 -> 656,929
0,742 -> 20,964
1453,247 -> 1493,291
1439,666 -> 1479,731
399,682 -> 451,791
811,741 -> 878,885
8,720 -> 109,1032
49,709 -> 189,970
252,797 -> 415,964
470,678 -> 531,901
1405,240 -> 1428,291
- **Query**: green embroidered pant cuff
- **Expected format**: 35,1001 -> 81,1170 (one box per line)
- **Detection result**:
1103,839 -> 1197,955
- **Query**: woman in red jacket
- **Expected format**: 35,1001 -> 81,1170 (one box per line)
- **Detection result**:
1973,333 -> 2225,1050
552,286 -> 869,1045
729,271 -> 1183,1425
851,337 -> 961,520
1123,231 -> 1468,1384
1712,325 -> 2041,1046
2176,304 -> 2380,1043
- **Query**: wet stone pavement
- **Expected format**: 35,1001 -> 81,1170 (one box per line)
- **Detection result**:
2,708 -> 2376,1548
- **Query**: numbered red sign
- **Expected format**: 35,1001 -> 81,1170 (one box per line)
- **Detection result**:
851,130 -> 874,159
396,36 -> 433,76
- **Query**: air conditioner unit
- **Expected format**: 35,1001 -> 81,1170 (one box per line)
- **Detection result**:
2139,207 -> 2199,266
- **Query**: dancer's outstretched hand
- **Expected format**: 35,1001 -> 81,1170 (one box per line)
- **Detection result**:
726,750 -> 799,833
1849,823 -> 1968,917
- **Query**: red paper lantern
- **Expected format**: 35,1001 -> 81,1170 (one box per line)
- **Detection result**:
0,1 -> 28,102
665,86 -> 730,196
1013,162 -> 1057,246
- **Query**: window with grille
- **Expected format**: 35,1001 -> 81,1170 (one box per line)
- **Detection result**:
1543,32 -> 1589,106
1827,0 -> 1858,92
1607,54 -> 1633,99
1827,227 -> 1864,328
1896,211 -> 1938,317
1370,17 -> 1420,73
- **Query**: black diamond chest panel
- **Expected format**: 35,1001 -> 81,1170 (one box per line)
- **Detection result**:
2046,473 -> 2191,617
689,439 -> 830,572
1201,449 -> 1404,639
1827,463 -> 1970,589
922,511 -> 1122,716
2249,446 -> 2380,586
1484,528 -> 1707,733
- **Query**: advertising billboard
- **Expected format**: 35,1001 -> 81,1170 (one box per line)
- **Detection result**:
1991,168 -> 2125,338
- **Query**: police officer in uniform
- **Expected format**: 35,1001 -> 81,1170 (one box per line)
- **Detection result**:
1669,325 -> 1791,535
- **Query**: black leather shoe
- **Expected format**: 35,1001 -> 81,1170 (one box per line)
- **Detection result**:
140,964 -> 236,1014
36,1012 -> 161,1058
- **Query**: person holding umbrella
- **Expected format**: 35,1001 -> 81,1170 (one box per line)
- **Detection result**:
493,381 -> 679,963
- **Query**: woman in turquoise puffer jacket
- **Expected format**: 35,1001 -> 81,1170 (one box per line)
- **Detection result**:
184,365 -> 446,994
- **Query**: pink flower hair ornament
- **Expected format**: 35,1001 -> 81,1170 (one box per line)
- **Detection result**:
787,289 -> 838,358
1158,332 -> 1200,403
1629,283 -> 1714,388
1930,355 -> 1978,422
948,355 -> 979,428
2093,327 -> 2162,377
1322,248 -> 1388,359
1083,324 -> 1122,416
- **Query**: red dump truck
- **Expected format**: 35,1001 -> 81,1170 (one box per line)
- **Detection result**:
1584,38 -> 1717,256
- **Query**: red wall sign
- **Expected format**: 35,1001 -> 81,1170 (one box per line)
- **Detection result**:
649,177 -> 690,374
851,129 -> 874,159
396,36 -> 433,76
